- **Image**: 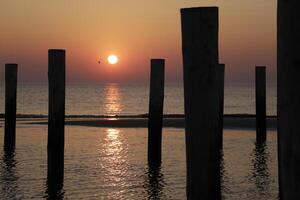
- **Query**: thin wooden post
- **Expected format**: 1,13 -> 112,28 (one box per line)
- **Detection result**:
148,59 -> 165,168
255,66 -> 266,144
217,64 -> 225,149
278,0 -> 300,198
4,64 -> 18,151
48,49 -> 65,185
181,7 -> 220,200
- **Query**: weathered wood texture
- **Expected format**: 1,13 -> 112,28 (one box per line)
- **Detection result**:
4,64 -> 18,151
277,0 -> 300,199
48,49 -> 66,184
181,7 -> 221,200
148,59 -> 165,167
217,64 -> 225,149
255,66 -> 266,144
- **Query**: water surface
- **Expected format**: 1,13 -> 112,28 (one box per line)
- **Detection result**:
0,125 -> 278,199
0,83 -> 277,116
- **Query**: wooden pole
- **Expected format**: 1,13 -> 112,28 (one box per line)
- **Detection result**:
148,59 -> 165,168
48,49 -> 65,185
4,64 -> 18,151
255,66 -> 266,144
181,7 -> 220,200
217,64 -> 225,149
278,0 -> 300,198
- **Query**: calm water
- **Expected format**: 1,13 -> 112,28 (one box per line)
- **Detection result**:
0,83 -> 277,116
0,125 -> 278,199
0,83 -> 278,199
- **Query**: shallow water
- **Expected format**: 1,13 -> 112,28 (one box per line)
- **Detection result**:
0,125 -> 278,199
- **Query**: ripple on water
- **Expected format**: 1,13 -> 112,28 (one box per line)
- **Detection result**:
0,126 -> 278,199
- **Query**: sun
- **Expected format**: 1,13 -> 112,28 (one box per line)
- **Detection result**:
107,55 -> 118,64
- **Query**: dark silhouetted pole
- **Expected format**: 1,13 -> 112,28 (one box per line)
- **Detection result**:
217,64 -> 225,149
278,0 -> 300,198
148,59 -> 165,168
48,49 -> 65,185
181,7 -> 220,200
255,66 -> 266,144
4,64 -> 18,151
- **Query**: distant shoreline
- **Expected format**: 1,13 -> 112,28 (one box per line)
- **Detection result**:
0,113 -> 277,130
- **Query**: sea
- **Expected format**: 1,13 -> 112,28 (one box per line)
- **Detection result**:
0,83 -> 279,199
0,83 -> 277,116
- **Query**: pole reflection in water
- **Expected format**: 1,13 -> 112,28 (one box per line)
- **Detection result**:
45,154 -> 65,200
103,84 -> 123,118
143,166 -> 166,200
45,178 -> 64,200
1,149 -> 19,199
251,142 -> 271,197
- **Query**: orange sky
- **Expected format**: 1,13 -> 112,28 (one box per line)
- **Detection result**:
0,0 -> 276,84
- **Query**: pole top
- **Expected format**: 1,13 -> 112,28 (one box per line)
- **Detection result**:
48,49 -> 66,53
256,66 -> 266,71
180,7 -> 218,14
151,58 -> 165,62
151,59 -> 165,66
256,66 -> 266,68
5,63 -> 18,66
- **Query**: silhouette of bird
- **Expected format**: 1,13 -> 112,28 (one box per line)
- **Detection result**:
98,61 -> 101,64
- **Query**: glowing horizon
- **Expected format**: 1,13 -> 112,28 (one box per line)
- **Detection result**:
0,1 -> 276,84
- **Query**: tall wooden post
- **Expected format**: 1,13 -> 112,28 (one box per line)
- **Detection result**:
255,66 -> 266,144
278,0 -> 300,198
4,64 -> 18,151
217,64 -> 225,149
48,49 -> 65,185
148,59 -> 165,168
181,7 -> 220,200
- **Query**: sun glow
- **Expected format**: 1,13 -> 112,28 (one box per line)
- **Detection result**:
107,55 -> 118,64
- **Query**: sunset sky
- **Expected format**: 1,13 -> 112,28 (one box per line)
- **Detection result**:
0,0 -> 276,84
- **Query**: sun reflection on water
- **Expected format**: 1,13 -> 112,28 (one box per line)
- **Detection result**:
105,128 -> 122,153
103,84 -> 123,118
101,128 -> 128,186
